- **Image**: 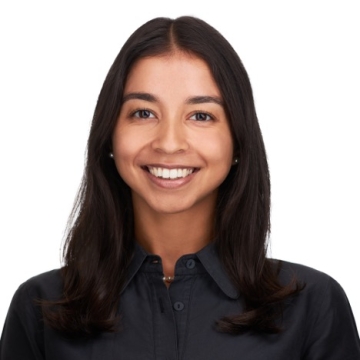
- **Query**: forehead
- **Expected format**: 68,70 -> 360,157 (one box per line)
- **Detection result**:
124,53 -> 222,98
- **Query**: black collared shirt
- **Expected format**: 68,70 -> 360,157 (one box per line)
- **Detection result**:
1,243 -> 360,359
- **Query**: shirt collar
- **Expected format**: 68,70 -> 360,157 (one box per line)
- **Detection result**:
196,243 -> 239,299
122,242 -> 239,300
120,243 -> 148,294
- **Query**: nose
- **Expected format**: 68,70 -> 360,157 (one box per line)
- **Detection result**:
151,117 -> 189,154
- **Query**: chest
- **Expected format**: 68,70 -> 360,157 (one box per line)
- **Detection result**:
44,272 -> 305,360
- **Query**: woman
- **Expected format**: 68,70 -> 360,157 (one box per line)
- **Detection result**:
1,16 -> 359,359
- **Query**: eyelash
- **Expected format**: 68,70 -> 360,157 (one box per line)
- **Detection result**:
130,108 -> 215,122
189,111 -> 214,122
131,109 -> 155,119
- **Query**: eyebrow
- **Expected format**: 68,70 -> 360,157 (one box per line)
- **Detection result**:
122,92 -> 224,106
122,92 -> 157,103
186,95 -> 223,106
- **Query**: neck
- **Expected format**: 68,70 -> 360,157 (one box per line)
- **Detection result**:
133,200 -> 216,278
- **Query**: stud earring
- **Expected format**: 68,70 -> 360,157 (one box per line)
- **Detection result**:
109,152 -> 114,158
233,157 -> 239,165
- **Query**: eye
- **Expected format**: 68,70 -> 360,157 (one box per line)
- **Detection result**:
132,109 -> 155,119
190,112 -> 214,121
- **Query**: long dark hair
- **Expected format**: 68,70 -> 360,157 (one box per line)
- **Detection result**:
42,16 -> 303,335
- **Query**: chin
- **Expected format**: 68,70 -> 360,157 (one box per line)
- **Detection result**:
150,202 -> 194,215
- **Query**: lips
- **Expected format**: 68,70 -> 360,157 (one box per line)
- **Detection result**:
145,166 -> 197,180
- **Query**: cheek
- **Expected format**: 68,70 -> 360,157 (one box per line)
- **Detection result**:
112,129 -> 139,177
196,130 -> 233,165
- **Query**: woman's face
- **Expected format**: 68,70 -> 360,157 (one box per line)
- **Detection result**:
112,52 -> 233,215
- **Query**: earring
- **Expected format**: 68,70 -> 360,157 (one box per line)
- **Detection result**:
109,152 -> 114,158
233,157 -> 239,165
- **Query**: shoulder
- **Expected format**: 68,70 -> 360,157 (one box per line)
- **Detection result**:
280,259 -> 348,294
12,269 -> 63,307
277,259 -> 330,280
3,270 -> 62,342
276,259 -> 339,289
275,260 -> 357,333
274,261 -> 360,355
1,270 -> 64,358
276,260 -> 348,306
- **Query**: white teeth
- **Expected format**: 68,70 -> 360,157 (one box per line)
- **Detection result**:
147,166 -> 195,179
169,169 -> 177,179
162,168 -> 170,178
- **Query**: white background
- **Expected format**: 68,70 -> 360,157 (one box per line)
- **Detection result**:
0,1 -> 359,335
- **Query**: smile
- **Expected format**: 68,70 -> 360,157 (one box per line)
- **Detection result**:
146,166 -> 196,179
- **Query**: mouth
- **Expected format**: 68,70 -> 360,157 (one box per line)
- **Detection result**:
142,166 -> 199,180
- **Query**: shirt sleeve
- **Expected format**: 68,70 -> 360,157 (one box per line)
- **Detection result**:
0,282 -> 45,360
302,276 -> 360,359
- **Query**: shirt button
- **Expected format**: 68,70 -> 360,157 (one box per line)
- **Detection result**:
186,259 -> 196,269
173,302 -> 185,311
